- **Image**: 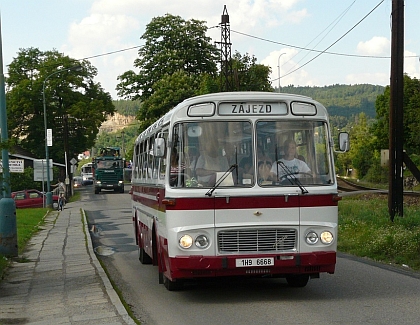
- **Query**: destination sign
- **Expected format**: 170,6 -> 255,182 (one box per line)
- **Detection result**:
218,102 -> 287,116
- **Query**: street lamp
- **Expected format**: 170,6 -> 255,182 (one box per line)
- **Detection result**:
43,65 -> 82,207
277,53 -> 285,93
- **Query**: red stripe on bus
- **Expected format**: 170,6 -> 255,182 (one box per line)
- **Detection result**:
131,185 -> 338,211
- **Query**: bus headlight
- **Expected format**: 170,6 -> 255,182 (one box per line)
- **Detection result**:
320,231 -> 334,244
179,235 -> 193,249
195,235 -> 209,249
305,231 -> 318,245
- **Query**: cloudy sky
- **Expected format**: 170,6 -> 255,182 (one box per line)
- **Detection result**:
1,0 -> 419,99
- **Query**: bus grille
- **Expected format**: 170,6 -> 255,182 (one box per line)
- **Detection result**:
218,228 -> 297,253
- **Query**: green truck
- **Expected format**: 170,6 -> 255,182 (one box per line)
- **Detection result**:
93,147 -> 125,194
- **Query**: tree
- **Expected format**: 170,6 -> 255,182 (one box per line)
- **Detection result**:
6,48 -> 115,164
372,75 -> 420,155
348,113 -> 375,178
116,14 -> 219,101
137,70 -> 200,131
231,52 -> 273,91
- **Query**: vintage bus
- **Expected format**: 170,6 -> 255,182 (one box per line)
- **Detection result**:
131,92 -> 349,291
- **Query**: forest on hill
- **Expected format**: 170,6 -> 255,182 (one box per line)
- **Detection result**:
113,99 -> 142,116
109,83 -> 385,137
281,84 -> 385,119
112,84 -> 385,120
107,84 -> 386,161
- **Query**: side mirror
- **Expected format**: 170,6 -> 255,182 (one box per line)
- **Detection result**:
338,132 -> 350,152
154,138 -> 166,157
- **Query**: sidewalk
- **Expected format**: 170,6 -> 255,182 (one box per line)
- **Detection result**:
0,200 -> 136,325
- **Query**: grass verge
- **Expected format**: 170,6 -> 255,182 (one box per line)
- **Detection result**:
338,193 -> 420,271
0,190 -> 81,279
0,207 -> 49,279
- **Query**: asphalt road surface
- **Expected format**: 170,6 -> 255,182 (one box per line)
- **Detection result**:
80,186 -> 420,325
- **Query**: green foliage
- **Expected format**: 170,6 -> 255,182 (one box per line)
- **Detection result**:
117,14 -> 218,101
231,51 -> 273,91
339,195 -> 420,270
113,99 -> 141,116
5,48 -> 115,164
372,75 -> 420,156
116,14 -> 274,135
282,84 -> 384,120
363,156 -> 388,183
137,71 -> 201,132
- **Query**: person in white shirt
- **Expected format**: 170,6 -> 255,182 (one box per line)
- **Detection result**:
271,139 -> 311,180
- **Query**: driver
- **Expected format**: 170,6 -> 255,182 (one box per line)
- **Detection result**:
270,139 -> 311,179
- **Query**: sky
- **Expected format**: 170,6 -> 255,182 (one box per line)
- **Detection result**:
0,0 -> 419,100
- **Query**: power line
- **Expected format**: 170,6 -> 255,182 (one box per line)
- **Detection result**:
284,0 -> 357,72
280,0 -> 387,79
78,45 -> 143,61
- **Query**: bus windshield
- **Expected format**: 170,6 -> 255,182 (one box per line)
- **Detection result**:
170,119 -> 333,188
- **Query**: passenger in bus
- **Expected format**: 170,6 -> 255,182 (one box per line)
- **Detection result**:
257,153 -> 273,184
270,139 -> 310,179
195,142 -> 229,186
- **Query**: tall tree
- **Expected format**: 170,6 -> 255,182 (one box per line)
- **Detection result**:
137,70 -> 200,132
6,48 -> 114,164
372,75 -> 420,155
348,113 -> 375,178
116,14 -> 219,101
231,52 -> 272,91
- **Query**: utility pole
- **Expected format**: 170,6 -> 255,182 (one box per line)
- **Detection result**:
388,0 -> 404,221
0,17 -> 17,257
218,5 -> 233,92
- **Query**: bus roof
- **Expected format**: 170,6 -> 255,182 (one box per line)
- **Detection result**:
136,91 -> 326,142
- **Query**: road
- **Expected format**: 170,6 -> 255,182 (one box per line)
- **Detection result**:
80,186 -> 420,325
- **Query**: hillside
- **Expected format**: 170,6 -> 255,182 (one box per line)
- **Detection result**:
282,84 -> 385,118
101,84 -> 385,133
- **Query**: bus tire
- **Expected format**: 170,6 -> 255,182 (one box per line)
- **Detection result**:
285,274 -> 310,287
163,275 -> 184,291
158,271 -> 164,284
139,246 -> 152,264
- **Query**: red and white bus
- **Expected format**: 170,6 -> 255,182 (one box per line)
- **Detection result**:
131,91 -> 349,290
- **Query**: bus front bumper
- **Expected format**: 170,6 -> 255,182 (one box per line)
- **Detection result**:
167,251 -> 336,280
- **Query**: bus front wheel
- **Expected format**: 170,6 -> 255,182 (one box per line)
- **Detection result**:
163,275 -> 184,291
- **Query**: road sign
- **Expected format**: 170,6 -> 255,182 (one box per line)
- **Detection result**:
0,159 -> 24,173
47,129 -> 52,146
70,158 -> 77,165
33,159 -> 53,181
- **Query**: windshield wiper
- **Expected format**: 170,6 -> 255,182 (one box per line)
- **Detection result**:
205,164 -> 237,197
276,161 -> 308,194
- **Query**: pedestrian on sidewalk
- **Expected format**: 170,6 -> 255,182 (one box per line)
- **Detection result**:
52,178 -> 66,210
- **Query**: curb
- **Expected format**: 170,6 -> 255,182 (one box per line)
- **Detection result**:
81,208 -> 136,325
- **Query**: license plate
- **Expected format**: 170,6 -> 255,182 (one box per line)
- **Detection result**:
235,257 -> 274,267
